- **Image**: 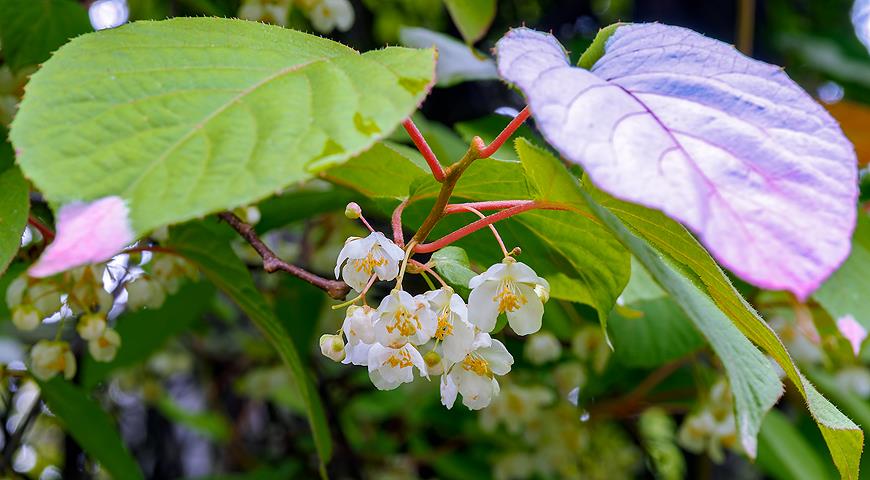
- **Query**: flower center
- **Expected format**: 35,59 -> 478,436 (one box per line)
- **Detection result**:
434,309 -> 453,340
386,307 -> 421,337
493,279 -> 527,313
384,349 -> 414,368
461,354 -> 491,377
352,250 -> 387,275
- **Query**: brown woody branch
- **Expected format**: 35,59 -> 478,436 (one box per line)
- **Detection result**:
218,212 -> 350,300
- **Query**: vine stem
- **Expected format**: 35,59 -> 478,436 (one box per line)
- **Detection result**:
403,118 -> 446,182
451,205 -> 509,257
28,215 -> 55,243
414,201 -> 566,254
392,199 -> 409,248
218,212 -> 351,300
477,106 -> 531,158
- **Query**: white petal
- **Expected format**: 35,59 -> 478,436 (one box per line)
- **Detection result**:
341,262 -> 370,292
369,368 -> 402,390
441,373 -> 458,409
458,371 -> 497,410
405,344 -> 428,379
471,332 -> 493,350
468,263 -> 506,289
442,317 -> 476,364
467,282 -> 501,332
506,283 -> 543,335
342,342 -> 373,366
449,293 -> 468,322
480,339 -> 514,376
373,231 -> 405,261
505,261 -> 544,284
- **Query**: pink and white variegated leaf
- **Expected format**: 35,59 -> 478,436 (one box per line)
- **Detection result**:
495,24 -> 858,299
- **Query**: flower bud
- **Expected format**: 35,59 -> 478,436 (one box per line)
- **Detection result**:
344,202 -> 362,219
5,275 -> 27,309
319,334 -> 345,362
524,331 -> 561,365
12,304 -> 41,331
424,350 -> 444,376
89,328 -> 122,362
77,312 -> 107,341
30,340 -> 76,381
126,277 -> 166,310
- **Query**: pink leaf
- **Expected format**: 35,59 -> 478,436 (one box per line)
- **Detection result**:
837,314 -> 867,356
495,25 -> 858,299
29,196 -> 134,277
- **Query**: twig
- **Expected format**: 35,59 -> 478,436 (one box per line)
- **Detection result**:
28,215 -> 55,243
218,212 -> 350,300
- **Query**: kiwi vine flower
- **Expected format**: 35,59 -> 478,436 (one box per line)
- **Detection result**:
374,290 -> 436,348
335,232 -> 404,292
467,257 -> 550,336
441,337 -> 514,410
424,287 -> 477,364
367,343 -> 428,391
341,305 -> 377,366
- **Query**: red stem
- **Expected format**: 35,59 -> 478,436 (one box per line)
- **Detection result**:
476,106 -> 531,158
444,200 -> 536,214
27,215 -> 55,243
414,201 -> 565,254
392,199 -> 408,248
402,118 -> 446,182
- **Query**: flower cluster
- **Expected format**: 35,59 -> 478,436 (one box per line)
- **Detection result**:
238,0 -> 354,33
321,223 -> 550,410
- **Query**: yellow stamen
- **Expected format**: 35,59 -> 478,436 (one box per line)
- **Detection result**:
461,354 -> 491,378
434,309 -> 453,340
493,279 -> 527,313
386,307 -> 421,337
353,251 -> 387,274
384,349 -> 414,368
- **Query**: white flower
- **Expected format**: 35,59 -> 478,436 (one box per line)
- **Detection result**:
308,0 -> 354,33
367,343 -> 427,390
125,276 -> 166,310
341,305 -> 376,365
88,328 -> 121,362
468,258 -> 549,335
524,331 -> 562,365
424,287 -> 477,364
373,290 -> 436,348
77,312 -> 107,341
334,232 -> 404,292
441,337 -> 514,410
12,304 -> 41,331
31,340 -> 76,380
319,333 -> 346,362
238,0 -> 290,26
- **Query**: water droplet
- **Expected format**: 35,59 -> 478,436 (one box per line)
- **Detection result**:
579,410 -> 591,422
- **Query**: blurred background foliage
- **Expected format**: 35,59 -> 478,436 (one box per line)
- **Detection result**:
1,0 -> 870,479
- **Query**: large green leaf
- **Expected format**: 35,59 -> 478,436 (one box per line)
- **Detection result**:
813,213 -> 870,330
609,257 -> 704,368
38,377 -> 144,480
0,0 -> 92,71
0,133 -> 29,275
757,409 -> 836,480
583,186 -> 864,478
442,0 -> 496,44
322,138 -> 630,327
165,223 -> 333,469
11,17 -> 435,239
82,281 -> 215,389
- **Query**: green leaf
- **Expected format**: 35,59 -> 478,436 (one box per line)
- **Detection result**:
255,184 -> 357,234
583,185 -> 863,478
165,223 -> 333,469
757,409 -> 836,480
443,0 -> 496,44
82,281 -> 215,389
577,23 -> 622,69
0,0 -> 91,71
11,17 -> 435,239
155,393 -> 232,442
431,246 -> 476,296
608,257 -> 704,368
38,377 -> 144,480
0,134 -> 29,275
813,213 -> 870,330
324,137 -> 630,327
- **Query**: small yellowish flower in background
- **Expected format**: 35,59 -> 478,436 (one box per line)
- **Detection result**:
77,312 -> 107,341
31,340 -> 76,380
11,304 -> 41,331
524,330 -> 561,365
308,0 -> 354,33
89,328 -> 122,362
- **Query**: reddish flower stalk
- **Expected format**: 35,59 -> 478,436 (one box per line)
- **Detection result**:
475,106 -> 531,158
414,201 -> 566,254
444,200 -> 537,214
392,199 -> 409,248
450,204 -> 510,257
27,215 -> 55,243
402,118 -> 446,182
408,259 -> 447,287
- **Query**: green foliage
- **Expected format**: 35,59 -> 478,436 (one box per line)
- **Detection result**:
813,213 -> 870,329
0,131 -> 28,275
577,23 -> 622,69
442,0 -> 496,44
431,245 -> 476,296
166,223 -> 333,468
0,0 -> 91,71
38,377 -> 145,480
757,409 -> 836,480
11,17 -> 435,237
582,184 -> 863,478
82,281 -> 215,388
